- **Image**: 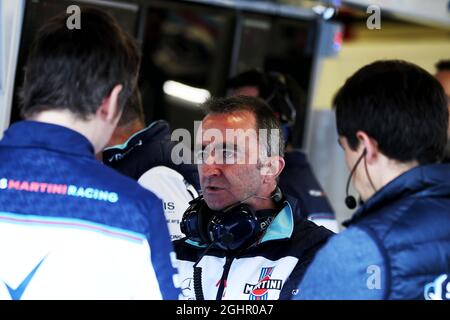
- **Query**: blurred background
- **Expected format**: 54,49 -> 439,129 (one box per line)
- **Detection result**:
1,0 -> 449,228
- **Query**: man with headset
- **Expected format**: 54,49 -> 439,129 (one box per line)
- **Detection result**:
295,60 -> 450,300
227,69 -> 338,232
174,95 -> 333,300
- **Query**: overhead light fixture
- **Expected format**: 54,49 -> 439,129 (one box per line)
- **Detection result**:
163,80 -> 211,105
323,7 -> 336,20
312,5 -> 336,20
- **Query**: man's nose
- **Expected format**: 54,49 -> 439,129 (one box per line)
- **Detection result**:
200,163 -> 221,177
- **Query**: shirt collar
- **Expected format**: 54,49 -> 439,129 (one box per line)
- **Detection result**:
0,121 -> 95,158
259,200 -> 294,243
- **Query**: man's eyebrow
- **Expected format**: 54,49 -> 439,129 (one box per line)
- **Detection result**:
223,143 -> 238,151
195,144 -> 208,151
195,143 -> 239,151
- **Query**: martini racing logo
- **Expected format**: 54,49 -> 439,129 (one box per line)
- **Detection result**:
0,178 -> 118,203
243,267 -> 282,300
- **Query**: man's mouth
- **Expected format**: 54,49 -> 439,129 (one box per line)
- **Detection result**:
205,186 -> 225,192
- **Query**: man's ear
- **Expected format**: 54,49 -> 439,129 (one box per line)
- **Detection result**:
356,130 -> 379,163
97,84 -> 123,123
260,156 -> 285,179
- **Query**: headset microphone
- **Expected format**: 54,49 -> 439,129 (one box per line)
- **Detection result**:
345,194 -> 357,210
345,149 -> 366,209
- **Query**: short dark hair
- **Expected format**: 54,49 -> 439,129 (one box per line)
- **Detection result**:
20,7 -> 140,119
334,60 -> 448,164
436,60 -> 450,72
227,69 -> 271,99
118,87 -> 145,127
202,95 -> 285,158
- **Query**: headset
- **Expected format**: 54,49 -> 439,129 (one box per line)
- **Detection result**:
180,186 -> 284,252
265,72 -> 298,126
344,148 -> 377,209
227,69 -> 301,129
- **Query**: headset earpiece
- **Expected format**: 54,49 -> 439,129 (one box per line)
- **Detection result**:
180,196 -> 212,244
266,72 -> 297,126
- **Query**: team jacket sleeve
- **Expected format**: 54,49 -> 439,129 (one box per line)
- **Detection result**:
294,227 -> 386,300
144,196 -> 180,299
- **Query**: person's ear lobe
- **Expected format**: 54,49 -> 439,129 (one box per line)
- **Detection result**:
356,130 -> 379,163
98,84 -> 123,123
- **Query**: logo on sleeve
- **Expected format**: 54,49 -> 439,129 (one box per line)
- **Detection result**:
243,267 -> 282,300
424,274 -> 450,300
4,256 -> 47,300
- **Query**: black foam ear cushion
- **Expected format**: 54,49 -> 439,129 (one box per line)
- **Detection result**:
196,202 -> 214,244
180,197 -> 213,244
207,204 -> 260,251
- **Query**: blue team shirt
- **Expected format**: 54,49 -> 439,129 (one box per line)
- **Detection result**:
0,121 -> 179,299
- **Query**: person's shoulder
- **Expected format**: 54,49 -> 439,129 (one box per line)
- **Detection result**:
291,218 -> 334,250
285,197 -> 335,255
311,226 -> 385,271
85,160 -> 162,205
296,226 -> 386,300
286,195 -> 334,233
326,226 -> 375,249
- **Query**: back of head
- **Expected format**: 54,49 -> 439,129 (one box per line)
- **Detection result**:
334,60 -> 448,164
20,7 -> 140,120
118,87 -> 145,128
435,60 -> 450,101
106,87 -> 146,147
227,69 -> 271,98
436,60 -> 450,73
227,69 -> 306,145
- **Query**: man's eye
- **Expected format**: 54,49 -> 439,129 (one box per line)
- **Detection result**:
195,150 -> 207,162
223,149 -> 235,159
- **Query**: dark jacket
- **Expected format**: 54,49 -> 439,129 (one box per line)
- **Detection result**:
345,164 -> 450,299
103,120 -> 200,191
279,150 -> 338,232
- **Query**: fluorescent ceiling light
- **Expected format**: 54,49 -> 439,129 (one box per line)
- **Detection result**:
163,80 -> 211,105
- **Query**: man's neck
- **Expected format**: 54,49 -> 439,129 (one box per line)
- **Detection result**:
246,185 -> 280,211
381,159 -> 418,187
366,157 -> 418,200
106,118 -> 144,147
30,110 -> 100,152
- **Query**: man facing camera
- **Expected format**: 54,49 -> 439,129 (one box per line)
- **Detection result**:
295,60 -> 450,300
227,70 -> 338,232
174,96 -> 333,300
